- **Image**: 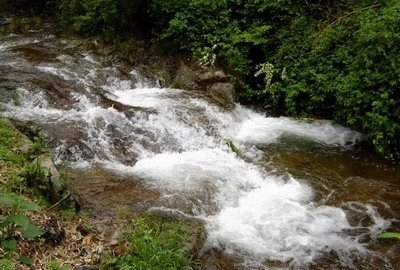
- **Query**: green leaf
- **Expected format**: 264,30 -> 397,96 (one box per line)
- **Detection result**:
48,260 -> 71,270
1,239 -> 17,251
378,232 -> 400,240
0,192 -> 40,211
59,263 -> 72,270
19,255 -> 34,265
7,214 -> 30,229
21,223 -> 45,239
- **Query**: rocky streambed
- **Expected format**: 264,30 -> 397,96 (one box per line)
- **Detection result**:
1,29 -> 400,270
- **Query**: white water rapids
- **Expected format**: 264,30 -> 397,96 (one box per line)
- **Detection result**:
0,34 -> 394,269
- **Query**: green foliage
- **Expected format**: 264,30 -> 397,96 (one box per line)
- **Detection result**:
264,0 -> 400,158
0,258 -> 16,270
25,135 -> 49,161
0,191 -> 40,212
148,0 -> 400,158
58,0 -> 150,38
378,232 -> 400,240
0,191 -> 45,253
48,260 -> 71,270
0,118 -> 71,205
0,0 -> 55,14
100,216 -> 196,270
19,255 -> 34,265
20,159 -> 47,189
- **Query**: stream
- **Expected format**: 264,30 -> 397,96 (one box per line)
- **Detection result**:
1,32 -> 399,270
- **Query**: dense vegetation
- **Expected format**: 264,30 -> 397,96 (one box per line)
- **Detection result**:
1,0 -> 399,158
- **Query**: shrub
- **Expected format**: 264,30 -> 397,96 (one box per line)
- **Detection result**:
0,0 -> 55,14
148,0 -> 400,158
58,0 -> 150,38
0,191 -> 45,254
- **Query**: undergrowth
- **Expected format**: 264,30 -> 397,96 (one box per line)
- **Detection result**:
0,118 -> 75,268
100,215 -> 198,270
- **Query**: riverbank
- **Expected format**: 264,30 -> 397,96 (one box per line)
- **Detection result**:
0,118 -> 204,269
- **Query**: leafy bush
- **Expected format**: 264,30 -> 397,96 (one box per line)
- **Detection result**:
150,0 -> 399,158
58,0 -> 150,38
0,0 -> 55,14
263,0 -> 400,157
0,191 -> 45,254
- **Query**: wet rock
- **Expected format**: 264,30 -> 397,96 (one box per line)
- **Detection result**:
196,70 -> 229,85
185,219 -> 207,256
11,45 -> 59,63
70,168 -> 160,217
173,64 -> 201,90
73,265 -> 98,270
201,250 -> 238,270
173,63 -> 231,92
207,82 -> 235,107
11,120 -> 42,141
387,243 -> 400,269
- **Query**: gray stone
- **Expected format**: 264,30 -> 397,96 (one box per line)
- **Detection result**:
208,82 -> 235,104
196,70 -> 228,84
73,265 -> 98,270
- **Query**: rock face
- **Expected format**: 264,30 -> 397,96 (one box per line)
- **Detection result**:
201,250 -> 239,270
81,39 -> 236,106
171,63 -> 235,106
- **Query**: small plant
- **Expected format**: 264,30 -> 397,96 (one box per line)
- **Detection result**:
255,63 -> 276,92
25,135 -> 49,161
20,159 -> 47,189
48,260 -> 71,270
0,191 -> 45,254
197,45 -> 217,66
225,139 -> 243,158
378,232 -> 400,240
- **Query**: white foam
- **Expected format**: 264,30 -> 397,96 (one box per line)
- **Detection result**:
207,180 -> 366,266
130,149 -> 262,207
128,147 -> 372,266
228,109 -> 363,147
0,39 -> 388,268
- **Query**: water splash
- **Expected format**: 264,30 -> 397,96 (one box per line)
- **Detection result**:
0,34 -> 391,269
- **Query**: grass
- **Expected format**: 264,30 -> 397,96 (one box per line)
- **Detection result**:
100,215 -> 198,270
0,118 -> 25,166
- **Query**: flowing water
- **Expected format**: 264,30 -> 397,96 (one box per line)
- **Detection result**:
1,32 -> 400,269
